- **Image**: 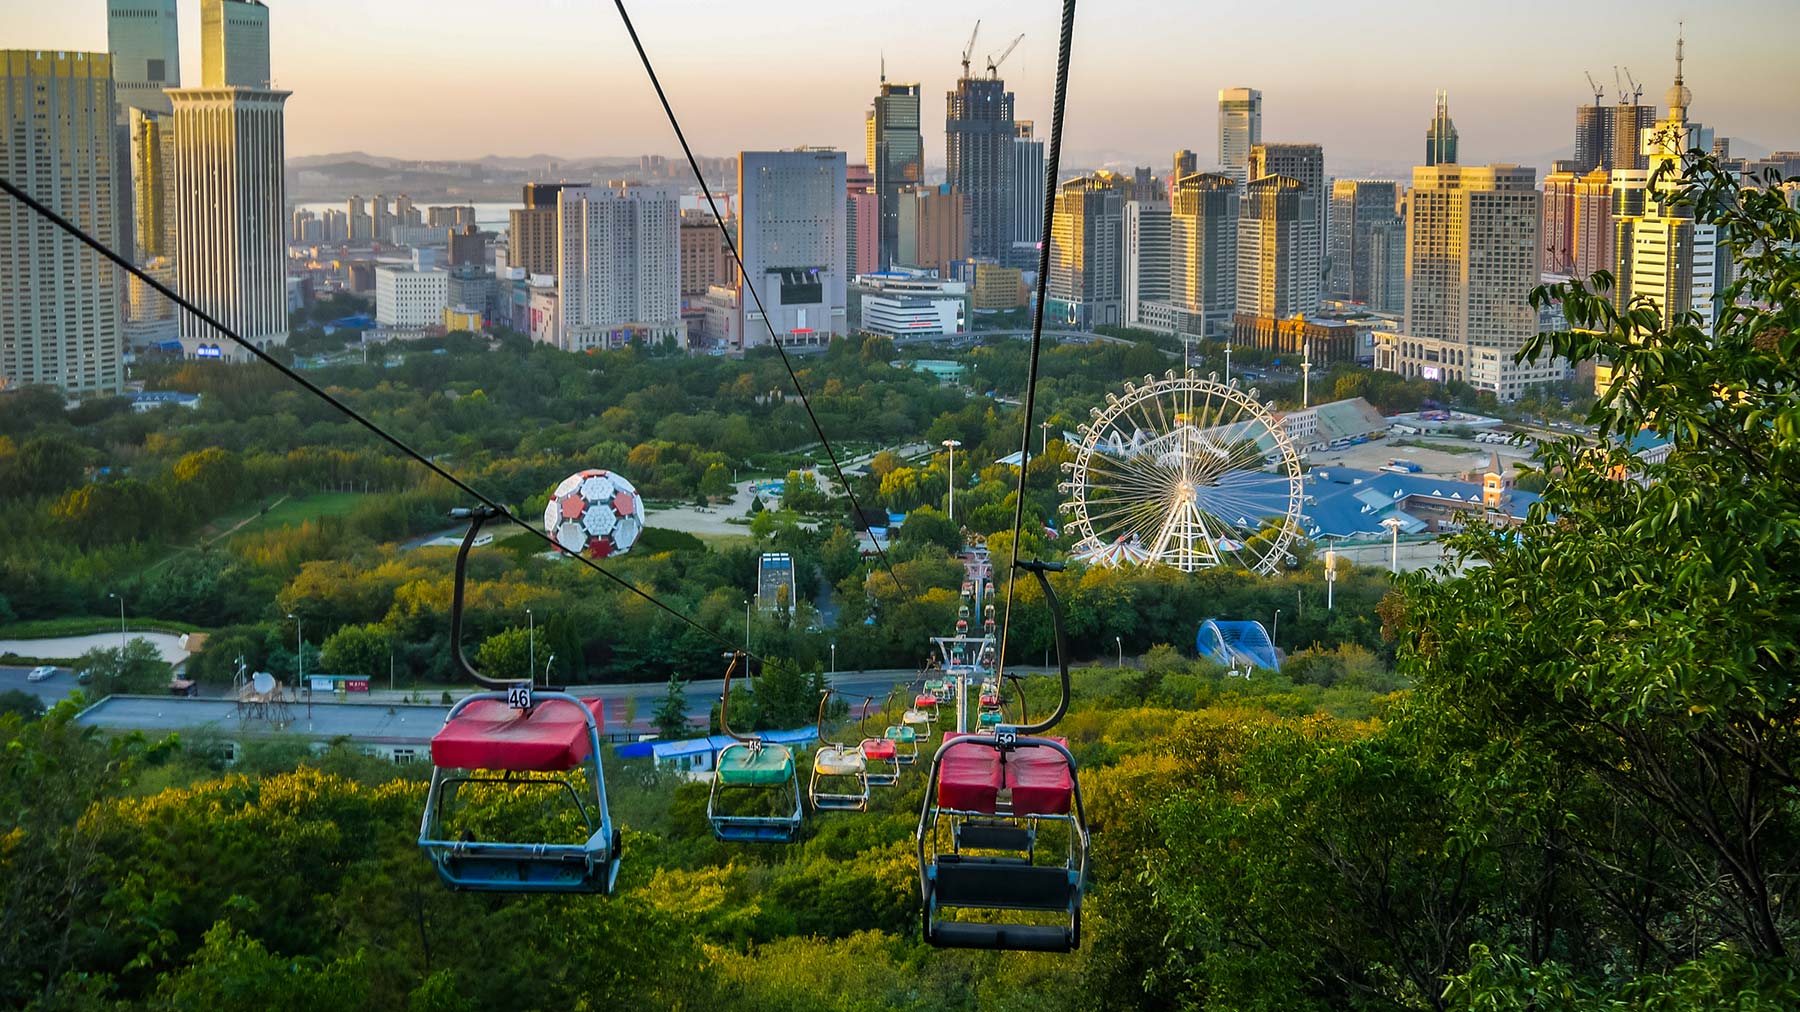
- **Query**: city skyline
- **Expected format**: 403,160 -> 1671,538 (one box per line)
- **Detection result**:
6,0 -> 1797,176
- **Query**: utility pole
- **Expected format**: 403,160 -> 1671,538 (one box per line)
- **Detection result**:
108,592 -> 125,646
1325,547 -> 1338,610
526,608 -> 534,686
942,439 -> 962,524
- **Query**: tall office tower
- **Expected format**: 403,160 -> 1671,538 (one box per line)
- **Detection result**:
1126,166 -> 1163,203
447,224 -> 483,267
1367,219 -> 1406,314
1613,33 -> 1718,337
322,208 -> 347,243
1217,87 -> 1261,182
1574,100 -> 1608,173
1173,148 -> 1198,186
347,195 -> 370,242
1122,199 -> 1170,328
679,211 -> 733,297
1008,121 -> 1045,268
1574,97 -> 1657,173
1046,171 -> 1124,329
168,0 -> 290,361
1248,142 -> 1325,308
1328,180 -> 1401,303
1404,164 -> 1539,350
845,163 -> 879,276
202,0 -> 270,88
1425,90 -> 1458,166
1236,175 -> 1316,320
737,149 -> 847,348
0,51 -> 124,395
372,193 -> 393,244
1542,163 -> 1581,275
554,184 -> 683,350
1169,172 -> 1239,335
896,186 -> 969,277
108,0 -> 180,117
867,77 -> 923,270
946,73 -> 1016,262
508,183 -> 582,275
129,107 -> 176,259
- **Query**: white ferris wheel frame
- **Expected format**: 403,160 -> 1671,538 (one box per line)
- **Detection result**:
1058,370 -> 1305,575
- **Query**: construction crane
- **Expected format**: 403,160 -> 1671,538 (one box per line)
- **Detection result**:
1622,67 -> 1643,105
1584,71 -> 1605,106
987,33 -> 1025,79
960,20 -> 981,81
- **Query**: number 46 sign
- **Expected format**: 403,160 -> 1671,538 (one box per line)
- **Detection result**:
507,683 -> 533,710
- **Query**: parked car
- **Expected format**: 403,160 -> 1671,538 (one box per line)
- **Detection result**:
26,665 -> 56,682
76,669 -> 94,685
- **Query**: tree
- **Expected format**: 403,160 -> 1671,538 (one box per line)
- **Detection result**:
897,506 -> 961,555
1399,159 -> 1800,979
698,462 -> 734,500
319,622 -> 390,677
75,637 -> 172,696
473,626 -> 542,683
651,674 -> 690,740
0,689 -> 43,721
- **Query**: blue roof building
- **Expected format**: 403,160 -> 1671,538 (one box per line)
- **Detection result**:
1301,461 -> 1540,540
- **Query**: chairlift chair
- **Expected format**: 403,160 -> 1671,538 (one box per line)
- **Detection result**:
917,560 -> 1088,952
809,689 -> 869,812
708,653 -> 804,843
418,506 -> 621,894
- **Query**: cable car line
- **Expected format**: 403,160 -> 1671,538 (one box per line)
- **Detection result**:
995,0 -> 1078,680
611,0 -> 909,597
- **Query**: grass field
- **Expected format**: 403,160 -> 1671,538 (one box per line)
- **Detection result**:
0,616 -> 209,639
228,492 -> 368,538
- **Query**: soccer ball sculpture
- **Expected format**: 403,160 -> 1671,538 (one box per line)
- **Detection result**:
544,469 -> 646,558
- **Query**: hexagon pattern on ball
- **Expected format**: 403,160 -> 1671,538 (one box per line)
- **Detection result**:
543,469 -> 645,559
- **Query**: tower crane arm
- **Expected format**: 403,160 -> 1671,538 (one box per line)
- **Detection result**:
987,33 -> 1025,77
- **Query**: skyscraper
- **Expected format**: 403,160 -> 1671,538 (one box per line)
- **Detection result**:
1123,199 -> 1170,329
896,187 -> 969,278
1008,121 -> 1045,268
1612,33 -> 1719,338
0,51 -> 124,395
1217,88 -> 1261,182
129,107 -> 176,259
1574,97 -> 1658,173
1169,172 -> 1239,335
946,74 -> 1016,262
169,1 -> 290,360
1328,180 -> 1401,304
1248,142 -> 1326,311
1173,149 -> 1198,184
554,184 -> 684,350
845,163 -> 879,277
867,77 -> 923,270
202,0 -> 270,89
1401,163 -> 1545,397
737,148 -> 847,348
1047,171 -> 1124,329
1236,175 -> 1316,321
508,183 -> 582,276
1425,90 -> 1458,166
108,0 -> 179,118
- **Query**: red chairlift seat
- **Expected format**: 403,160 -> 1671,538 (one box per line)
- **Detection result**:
935,732 -> 1073,816
937,733 -> 1005,813
915,693 -> 939,709
1007,737 -> 1074,816
430,697 -> 607,771
860,737 -> 898,761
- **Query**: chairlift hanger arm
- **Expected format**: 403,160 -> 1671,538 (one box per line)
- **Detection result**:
449,506 -> 541,692
1012,559 -> 1069,735
718,651 -> 752,742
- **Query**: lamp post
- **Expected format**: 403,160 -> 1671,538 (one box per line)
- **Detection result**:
1381,517 -> 1404,573
1039,420 -> 1051,455
830,641 -> 837,682
108,592 -> 125,646
544,654 -> 555,687
1115,635 -> 1123,668
1324,547 -> 1338,610
744,598 -> 751,650
1271,609 -> 1281,648
942,439 -> 962,524
1223,343 -> 1232,384
287,613 -> 305,694
1301,339 -> 1312,408
526,608 -> 534,685
389,650 -> 394,693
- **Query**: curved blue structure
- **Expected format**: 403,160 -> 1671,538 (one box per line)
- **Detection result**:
1196,619 -> 1280,671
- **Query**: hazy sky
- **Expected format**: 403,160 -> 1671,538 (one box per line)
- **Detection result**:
8,0 -> 1799,176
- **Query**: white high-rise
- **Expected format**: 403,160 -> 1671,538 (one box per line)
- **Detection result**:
737,149 -> 847,349
1122,200 -> 1170,328
169,0 -> 289,360
108,0 -> 179,118
554,184 -> 684,351
1009,121 -> 1046,268
0,51 -> 125,395
1217,87 -> 1261,183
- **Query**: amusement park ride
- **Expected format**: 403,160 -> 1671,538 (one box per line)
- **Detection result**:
417,488 -> 1089,950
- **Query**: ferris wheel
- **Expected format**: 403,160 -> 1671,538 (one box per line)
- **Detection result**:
1059,371 -> 1305,575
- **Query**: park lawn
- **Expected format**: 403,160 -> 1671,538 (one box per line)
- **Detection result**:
229,492 -> 369,538
0,616 -> 213,639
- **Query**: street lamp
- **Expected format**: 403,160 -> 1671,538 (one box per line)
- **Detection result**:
107,592 -> 125,646
526,608 -> 534,685
544,654 -> 555,687
1324,546 -> 1338,611
1115,635 -> 1123,668
744,598 -> 752,650
830,641 -> 837,681
941,439 -> 962,524
1380,517 -> 1405,573
287,613 -> 305,688
1039,420 -> 1052,455
1271,609 -> 1281,647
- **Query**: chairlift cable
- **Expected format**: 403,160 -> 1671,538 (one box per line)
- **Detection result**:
996,0 -> 1078,681
0,174 -> 780,680
611,0 -> 909,597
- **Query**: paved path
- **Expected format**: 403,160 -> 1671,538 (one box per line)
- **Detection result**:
0,631 -> 192,665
